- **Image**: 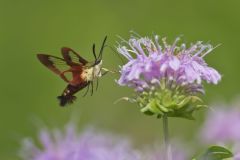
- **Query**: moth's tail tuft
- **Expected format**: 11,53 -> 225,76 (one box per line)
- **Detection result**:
57,95 -> 76,107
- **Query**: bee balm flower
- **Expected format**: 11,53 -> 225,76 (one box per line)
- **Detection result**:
201,105 -> 240,143
19,124 -> 141,160
117,35 -> 221,119
200,102 -> 240,160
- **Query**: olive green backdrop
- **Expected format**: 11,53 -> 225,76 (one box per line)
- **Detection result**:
1,0 -> 240,159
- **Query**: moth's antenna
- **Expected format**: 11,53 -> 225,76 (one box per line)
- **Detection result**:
95,36 -> 125,65
92,44 -> 97,61
98,36 -> 107,61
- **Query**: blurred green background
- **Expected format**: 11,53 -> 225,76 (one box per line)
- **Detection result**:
1,0 -> 240,159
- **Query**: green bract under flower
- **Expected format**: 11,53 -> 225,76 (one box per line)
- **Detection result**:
116,34 -> 221,119
136,82 -> 206,119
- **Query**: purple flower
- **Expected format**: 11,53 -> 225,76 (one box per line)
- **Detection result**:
143,141 -> 190,160
19,124 -> 141,160
117,35 -> 221,92
201,105 -> 240,143
233,144 -> 240,160
116,34 -> 221,118
200,101 -> 240,160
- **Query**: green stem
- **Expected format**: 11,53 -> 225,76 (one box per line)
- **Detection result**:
163,114 -> 172,160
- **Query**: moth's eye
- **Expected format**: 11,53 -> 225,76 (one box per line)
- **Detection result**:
95,60 -> 101,65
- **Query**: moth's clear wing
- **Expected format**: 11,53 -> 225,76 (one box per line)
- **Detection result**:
37,54 -> 75,82
61,47 -> 88,66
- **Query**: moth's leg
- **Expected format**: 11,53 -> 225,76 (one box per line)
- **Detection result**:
96,78 -> 99,91
90,81 -> 94,96
82,83 -> 90,97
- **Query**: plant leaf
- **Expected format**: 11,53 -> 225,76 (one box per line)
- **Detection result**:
195,146 -> 233,160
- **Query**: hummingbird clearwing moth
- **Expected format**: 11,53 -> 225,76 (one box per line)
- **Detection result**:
37,36 -> 109,106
